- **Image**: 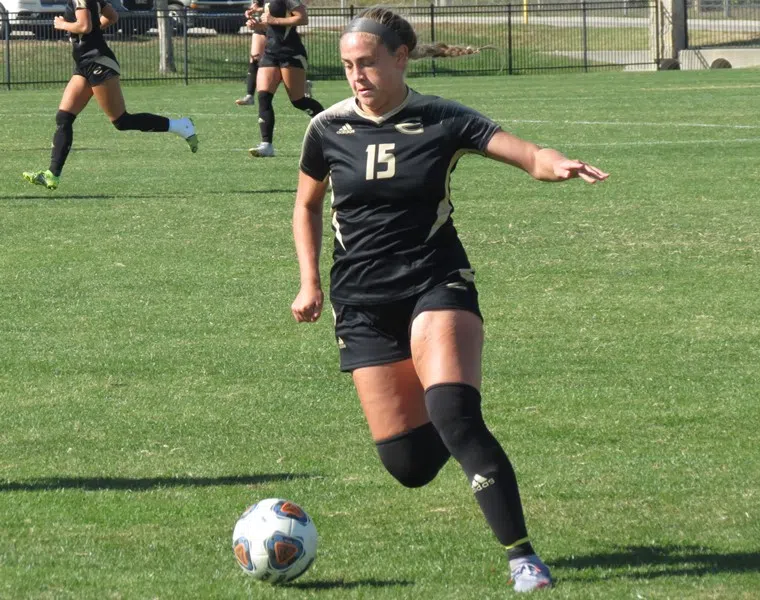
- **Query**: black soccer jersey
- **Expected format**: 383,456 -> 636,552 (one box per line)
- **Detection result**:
65,0 -> 117,66
300,89 -> 502,305
263,0 -> 307,58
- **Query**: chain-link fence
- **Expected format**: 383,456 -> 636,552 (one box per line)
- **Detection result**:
3,1 -> 755,88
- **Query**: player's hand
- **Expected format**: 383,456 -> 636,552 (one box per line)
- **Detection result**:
259,11 -> 271,24
53,16 -> 67,30
292,285 -> 323,323
553,159 -> 609,183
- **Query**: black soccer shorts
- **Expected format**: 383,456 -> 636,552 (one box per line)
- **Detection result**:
332,271 -> 483,372
259,50 -> 307,70
74,58 -> 120,87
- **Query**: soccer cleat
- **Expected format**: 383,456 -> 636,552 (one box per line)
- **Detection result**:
22,169 -> 59,190
304,80 -> 313,98
509,556 -> 553,593
248,142 -> 275,158
171,117 -> 199,153
235,94 -> 255,105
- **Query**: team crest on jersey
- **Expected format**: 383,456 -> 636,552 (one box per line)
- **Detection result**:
394,120 -> 424,135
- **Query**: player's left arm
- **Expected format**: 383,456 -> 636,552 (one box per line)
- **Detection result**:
485,131 -> 609,183
54,0 -> 92,33
262,3 -> 307,26
100,2 -> 119,28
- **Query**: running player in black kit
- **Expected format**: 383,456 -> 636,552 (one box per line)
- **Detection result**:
291,6 -> 608,594
22,0 -> 198,191
236,0 -> 312,106
247,0 -> 323,157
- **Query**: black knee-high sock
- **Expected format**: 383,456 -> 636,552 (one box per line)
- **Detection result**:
425,383 -> 535,560
111,112 -> 170,132
246,59 -> 259,96
291,96 -> 324,118
50,110 -> 76,177
257,91 -> 275,143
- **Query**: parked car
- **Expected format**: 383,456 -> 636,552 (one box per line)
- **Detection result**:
0,0 -> 66,38
110,0 -> 248,36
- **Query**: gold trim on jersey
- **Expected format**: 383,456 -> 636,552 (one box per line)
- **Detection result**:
330,179 -> 346,250
351,87 -> 412,125
425,148 -> 476,242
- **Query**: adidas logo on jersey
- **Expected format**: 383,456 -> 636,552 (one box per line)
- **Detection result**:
471,473 -> 495,493
336,123 -> 355,135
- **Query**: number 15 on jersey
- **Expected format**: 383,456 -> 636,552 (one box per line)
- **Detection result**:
366,143 -> 396,180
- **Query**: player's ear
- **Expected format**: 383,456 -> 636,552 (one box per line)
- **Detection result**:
394,44 -> 409,68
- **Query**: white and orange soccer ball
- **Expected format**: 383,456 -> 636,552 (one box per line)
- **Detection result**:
232,498 -> 318,584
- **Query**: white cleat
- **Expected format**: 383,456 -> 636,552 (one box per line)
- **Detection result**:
510,556 -> 553,593
235,94 -> 255,105
248,142 -> 275,158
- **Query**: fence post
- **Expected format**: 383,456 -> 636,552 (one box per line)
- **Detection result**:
183,9 -> 189,86
430,2 -> 436,77
581,0 -> 589,72
3,15 -> 10,90
349,4 -> 354,20
507,3 -> 513,75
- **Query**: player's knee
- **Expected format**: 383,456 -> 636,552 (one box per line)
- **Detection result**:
375,423 -> 450,488
424,383 -> 484,450
55,110 -> 76,130
111,111 -> 132,131
290,97 -> 314,115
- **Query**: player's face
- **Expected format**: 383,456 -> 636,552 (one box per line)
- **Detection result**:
340,32 -> 408,116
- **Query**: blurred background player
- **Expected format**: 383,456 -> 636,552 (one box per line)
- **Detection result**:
23,0 -> 198,191
247,0 -> 323,158
291,6 -> 608,594
235,0 -> 266,106
236,0 -> 313,106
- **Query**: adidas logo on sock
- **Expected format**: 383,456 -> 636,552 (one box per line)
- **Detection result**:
336,123 -> 355,135
471,473 -> 495,493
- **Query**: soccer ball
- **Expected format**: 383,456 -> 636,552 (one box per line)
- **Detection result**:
232,498 -> 318,584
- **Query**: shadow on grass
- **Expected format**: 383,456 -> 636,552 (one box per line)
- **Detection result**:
3,189 -> 297,201
291,578 -> 414,590
0,473 -> 311,492
554,545 -> 760,579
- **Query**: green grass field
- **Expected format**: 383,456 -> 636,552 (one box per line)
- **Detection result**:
1,70 -> 759,599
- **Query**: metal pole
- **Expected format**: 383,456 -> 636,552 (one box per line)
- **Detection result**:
184,9 -> 189,85
582,0 -> 588,72
507,4 -> 513,75
430,3 -> 435,77
4,16 -> 10,90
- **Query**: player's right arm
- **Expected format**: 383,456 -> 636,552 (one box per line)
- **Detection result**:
292,171 -> 328,323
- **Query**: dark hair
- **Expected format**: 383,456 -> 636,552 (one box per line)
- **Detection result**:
344,6 -> 488,60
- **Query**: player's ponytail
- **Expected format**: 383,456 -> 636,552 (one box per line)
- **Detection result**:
409,42 -> 496,60
343,6 -> 496,61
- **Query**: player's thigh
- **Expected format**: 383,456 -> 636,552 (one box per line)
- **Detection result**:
280,66 -> 306,100
410,310 -> 484,390
59,75 -> 93,115
251,33 -> 265,58
352,359 -> 429,441
256,66 -> 281,93
91,76 -> 126,121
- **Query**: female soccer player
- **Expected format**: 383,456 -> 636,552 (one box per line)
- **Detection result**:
236,0 -> 313,107
22,0 -> 198,191
291,6 -> 608,594
247,0 -> 323,158
234,0 -> 266,106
